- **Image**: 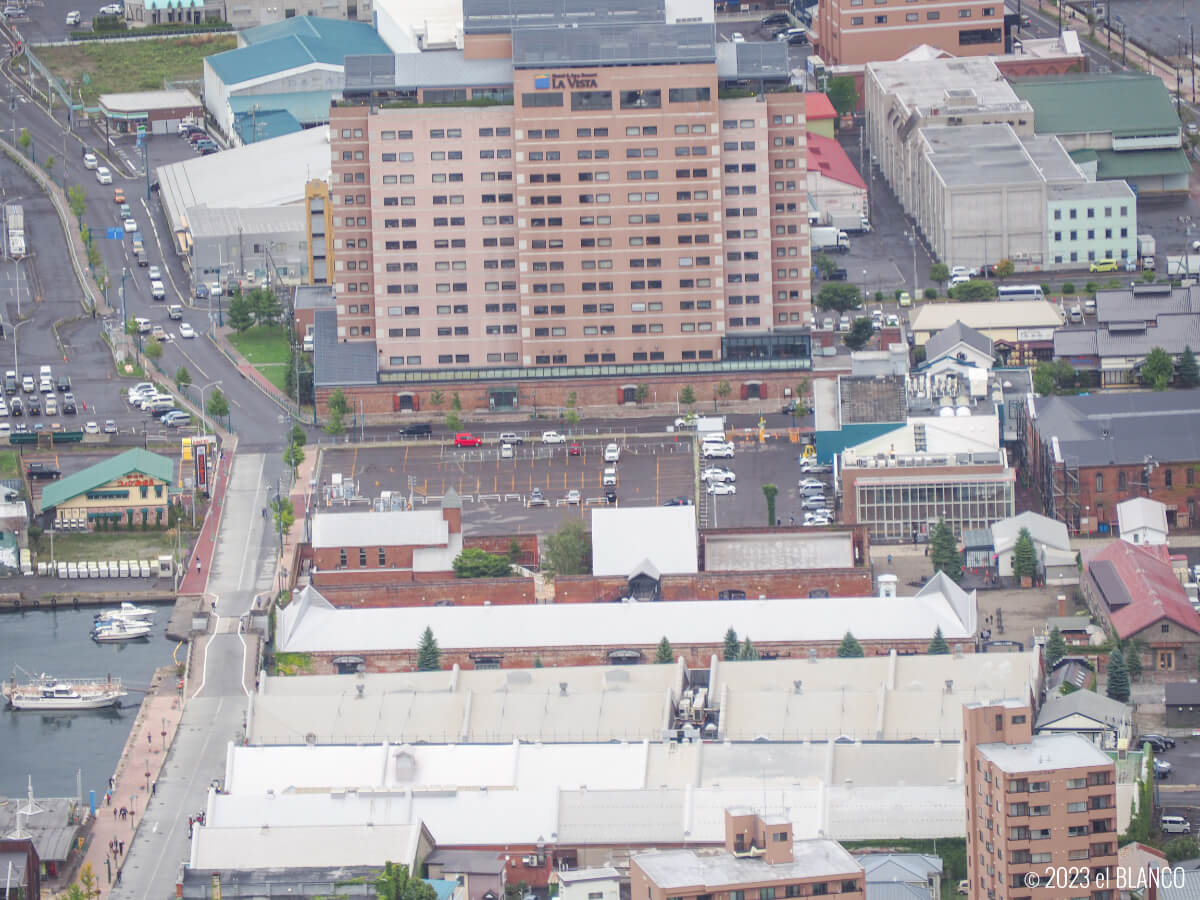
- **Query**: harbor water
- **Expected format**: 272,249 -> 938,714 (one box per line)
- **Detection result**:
0,606 -> 171,799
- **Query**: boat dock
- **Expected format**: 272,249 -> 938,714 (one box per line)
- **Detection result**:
0,592 -> 175,612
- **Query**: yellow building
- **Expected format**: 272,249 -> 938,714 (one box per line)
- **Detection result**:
39,448 -> 175,530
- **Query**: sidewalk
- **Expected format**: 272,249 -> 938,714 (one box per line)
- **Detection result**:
176,446 -> 234,601
74,675 -> 184,897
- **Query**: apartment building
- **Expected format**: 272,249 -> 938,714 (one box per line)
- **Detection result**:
319,14 -> 813,412
631,810 -> 864,900
964,700 -> 1118,900
815,0 -> 1005,66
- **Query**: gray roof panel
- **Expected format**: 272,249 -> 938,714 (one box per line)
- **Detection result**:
344,52 -> 515,92
925,320 -> 994,362
313,308 -> 378,387
511,23 -> 716,68
1032,391 -> 1200,467
465,0 -> 665,33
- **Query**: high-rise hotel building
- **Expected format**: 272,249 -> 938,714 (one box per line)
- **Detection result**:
313,3 -> 814,410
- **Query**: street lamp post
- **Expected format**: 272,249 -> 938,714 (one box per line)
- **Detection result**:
199,380 -> 224,437
120,266 -> 128,331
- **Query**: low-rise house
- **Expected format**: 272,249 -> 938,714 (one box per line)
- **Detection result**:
556,868 -> 620,900
1081,540 -> 1200,673
1034,688 -> 1131,749
1045,656 -> 1095,694
991,511 -> 1076,583
1165,682 -> 1200,728
1116,497 -> 1169,547
424,850 -> 505,900
858,853 -> 941,899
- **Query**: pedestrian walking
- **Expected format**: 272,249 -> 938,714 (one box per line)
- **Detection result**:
109,776 -> 115,790
788,515 -> 794,526
151,781 -> 157,796
196,558 -> 201,574
119,841 -> 124,855
147,732 -> 152,747
113,808 -> 117,821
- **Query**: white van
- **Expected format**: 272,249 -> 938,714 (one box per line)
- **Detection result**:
1162,815 -> 1191,834
134,316 -> 151,333
603,443 -> 621,463
602,467 -> 617,486
500,443 -> 514,459
1068,304 -> 1083,324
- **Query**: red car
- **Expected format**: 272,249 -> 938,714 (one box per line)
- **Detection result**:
454,432 -> 483,447
568,443 -> 582,456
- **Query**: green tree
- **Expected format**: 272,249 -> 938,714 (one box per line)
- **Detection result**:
994,258 -> 1015,279
655,636 -> 674,664
812,251 -> 835,278
816,283 -> 862,312
44,154 -> 55,178
635,383 -> 649,405
1032,363 -> 1055,396
78,863 -> 99,900
1164,837 -> 1200,865
451,392 -> 462,413
949,279 -> 997,302
723,627 -> 740,661
1032,360 -> 1077,396
1105,646 -> 1131,703
1141,347 -> 1174,390
929,262 -> 950,284
1121,638 -> 1144,682
285,344 -> 298,399
827,76 -> 857,115
282,440 -> 305,477
143,337 -> 163,360
928,627 -> 950,654
739,637 -> 759,660
17,127 -> 30,156
324,409 -> 346,436
508,538 -> 523,563
226,292 -> 254,334
1012,527 -> 1038,582
679,385 -> 696,407
716,379 -> 732,405
174,366 -> 192,389
541,519 -> 591,576
290,423 -> 307,448
445,410 -> 461,431
206,387 -> 230,419
247,287 -> 282,327
929,516 -> 961,581
843,317 -> 874,350
1044,626 -> 1067,669
837,631 -> 865,658
1177,345 -> 1199,388
429,390 -> 444,408
67,184 -> 87,227
125,317 -> 139,336
452,547 -> 514,578
271,495 -> 295,540
327,389 -> 349,418
417,626 -> 441,671
762,482 -> 779,526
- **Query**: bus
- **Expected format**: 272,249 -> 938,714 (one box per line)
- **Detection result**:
996,284 -> 1045,302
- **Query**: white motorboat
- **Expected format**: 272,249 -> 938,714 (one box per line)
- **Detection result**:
94,601 -> 156,622
4,671 -> 127,710
92,619 -> 152,642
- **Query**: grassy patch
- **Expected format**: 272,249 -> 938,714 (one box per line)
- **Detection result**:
0,449 -> 19,478
116,356 -> 145,379
35,34 -> 236,105
33,528 -> 179,562
229,326 -> 290,365
274,651 -> 314,676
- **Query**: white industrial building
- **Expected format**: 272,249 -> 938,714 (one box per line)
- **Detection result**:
246,650 -> 1042,745
156,126 -> 332,266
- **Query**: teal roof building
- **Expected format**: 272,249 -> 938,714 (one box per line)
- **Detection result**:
203,16 -> 392,140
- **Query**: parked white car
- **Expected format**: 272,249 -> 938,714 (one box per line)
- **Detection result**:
603,443 -> 621,462
701,467 -> 736,483
707,482 -> 736,496
541,431 -> 566,444
83,152 -> 98,169
95,166 -> 113,184
702,442 -> 735,459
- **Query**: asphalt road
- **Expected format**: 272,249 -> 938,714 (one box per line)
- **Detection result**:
0,34 -> 292,451
111,451 -> 282,900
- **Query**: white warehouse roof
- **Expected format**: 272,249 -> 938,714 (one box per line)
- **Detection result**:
277,574 -> 977,653
590,506 -> 699,577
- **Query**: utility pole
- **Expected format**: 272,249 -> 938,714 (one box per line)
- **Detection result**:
120,266 -> 128,331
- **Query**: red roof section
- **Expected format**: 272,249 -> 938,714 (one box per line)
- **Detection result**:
1088,541 -> 1200,639
806,133 -> 868,190
805,93 -> 837,121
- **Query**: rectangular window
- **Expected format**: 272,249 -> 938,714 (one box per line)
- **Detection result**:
572,90 -> 612,111
669,87 -> 711,103
620,89 -> 661,109
522,92 -> 563,107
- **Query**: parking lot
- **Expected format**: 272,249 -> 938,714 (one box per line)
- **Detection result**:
318,429 -> 834,535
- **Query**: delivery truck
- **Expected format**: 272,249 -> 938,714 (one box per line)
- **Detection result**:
810,226 -> 849,253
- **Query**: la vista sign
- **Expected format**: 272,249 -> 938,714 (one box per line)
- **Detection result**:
534,72 -> 599,89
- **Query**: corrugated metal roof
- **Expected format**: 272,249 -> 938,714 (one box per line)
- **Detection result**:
1087,541 -> 1200,639
1096,147 -> 1192,179
1034,688 -> 1130,730
235,108 -> 302,143
207,18 -> 391,86
39,449 -> 174,512
1011,73 -> 1180,138
511,22 -> 715,68
229,90 -> 336,126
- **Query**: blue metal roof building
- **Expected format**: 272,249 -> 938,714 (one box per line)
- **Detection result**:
203,16 -> 392,138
